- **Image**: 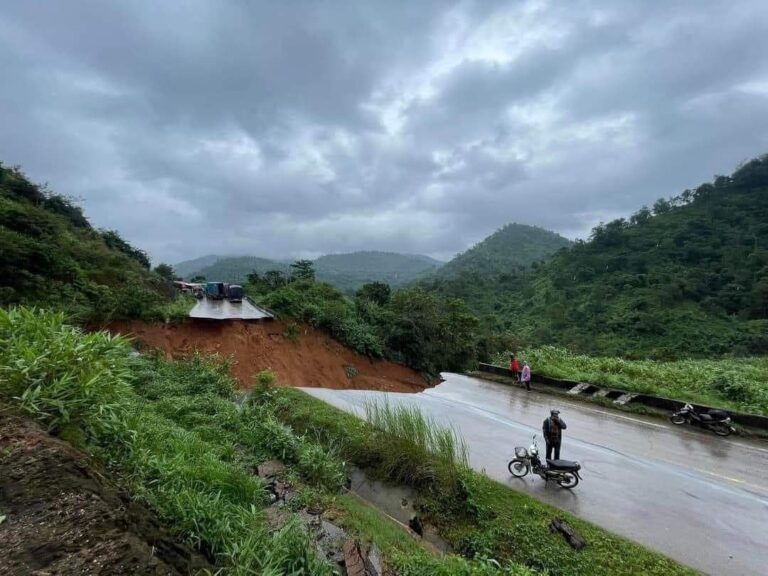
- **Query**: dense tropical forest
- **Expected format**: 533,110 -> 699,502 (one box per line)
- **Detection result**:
177,251 -> 443,292
426,155 -> 768,359
0,163 -> 175,321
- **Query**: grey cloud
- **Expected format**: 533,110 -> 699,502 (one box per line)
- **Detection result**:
1,0 -> 767,263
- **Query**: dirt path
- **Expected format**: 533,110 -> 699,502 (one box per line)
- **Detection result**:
0,415 -> 210,575
107,319 -> 430,392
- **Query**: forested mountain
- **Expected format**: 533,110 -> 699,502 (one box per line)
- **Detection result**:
179,251 -> 443,292
0,163 -> 168,320
428,155 -> 768,359
315,251 -> 442,291
433,223 -> 571,280
188,256 -> 289,283
174,254 -> 224,278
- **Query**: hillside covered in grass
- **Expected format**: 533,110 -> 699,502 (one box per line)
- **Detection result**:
429,155 -> 768,359
0,163 -> 171,321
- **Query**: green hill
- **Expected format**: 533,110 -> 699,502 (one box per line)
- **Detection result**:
434,223 -> 571,279
179,251 -> 443,292
0,163 -> 168,320
174,254 -> 225,278
430,155 -> 768,359
188,256 -> 289,284
314,251 -> 442,291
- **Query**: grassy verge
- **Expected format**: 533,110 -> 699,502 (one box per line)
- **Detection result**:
492,346 -> 768,415
274,388 -> 697,576
0,307 -> 543,575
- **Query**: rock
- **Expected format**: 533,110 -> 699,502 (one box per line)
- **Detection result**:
272,480 -> 289,499
365,543 -> 383,576
316,520 -> 349,564
408,514 -> 423,536
257,460 -> 286,478
342,539 -> 367,576
549,518 -> 586,550
264,507 -> 290,531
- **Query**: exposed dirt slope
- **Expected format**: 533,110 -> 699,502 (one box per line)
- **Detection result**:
0,415 -> 210,576
107,319 -> 429,392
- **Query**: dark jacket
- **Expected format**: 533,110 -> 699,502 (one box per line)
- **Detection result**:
543,416 -> 566,443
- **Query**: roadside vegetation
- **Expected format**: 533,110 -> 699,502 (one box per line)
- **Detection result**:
492,347 -> 768,415
0,163 -> 188,323
246,266 -> 481,374
0,307 -> 696,575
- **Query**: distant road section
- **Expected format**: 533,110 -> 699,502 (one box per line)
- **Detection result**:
190,298 -> 273,320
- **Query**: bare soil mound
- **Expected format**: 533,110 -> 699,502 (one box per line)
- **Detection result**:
107,319 -> 430,392
0,415 -> 210,576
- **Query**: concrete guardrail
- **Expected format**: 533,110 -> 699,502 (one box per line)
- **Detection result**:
478,363 -> 768,430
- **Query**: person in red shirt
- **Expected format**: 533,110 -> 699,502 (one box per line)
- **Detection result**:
509,354 -> 521,382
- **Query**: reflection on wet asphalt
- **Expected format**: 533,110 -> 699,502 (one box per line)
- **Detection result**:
190,298 -> 273,320
302,373 -> 768,576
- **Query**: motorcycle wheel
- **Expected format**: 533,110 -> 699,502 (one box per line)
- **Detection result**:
711,423 -> 732,437
557,472 -> 579,489
508,459 -> 529,477
670,415 -> 686,425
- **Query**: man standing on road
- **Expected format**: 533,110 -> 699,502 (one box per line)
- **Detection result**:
543,409 -> 567,460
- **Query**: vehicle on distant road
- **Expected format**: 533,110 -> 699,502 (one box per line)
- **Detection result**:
670,403 -> 735,436
205,281 -> 225,300
226,284 -> 243,303
508,435 -> 582,489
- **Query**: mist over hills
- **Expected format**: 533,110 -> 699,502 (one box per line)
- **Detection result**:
176,251 -> 444,292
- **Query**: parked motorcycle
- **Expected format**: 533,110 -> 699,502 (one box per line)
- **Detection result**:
670,403 -> 736,436
508,435 -> 582,489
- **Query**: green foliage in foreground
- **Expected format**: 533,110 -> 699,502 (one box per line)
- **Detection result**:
0,307 -> 546,574
0,163 -> 179,322
493,346 -> 768,415
275,388 -> 696,576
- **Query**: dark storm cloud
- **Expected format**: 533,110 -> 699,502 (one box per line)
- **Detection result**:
1,0 -> 768,263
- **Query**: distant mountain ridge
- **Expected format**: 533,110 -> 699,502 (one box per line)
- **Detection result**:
176,251 -> 444,292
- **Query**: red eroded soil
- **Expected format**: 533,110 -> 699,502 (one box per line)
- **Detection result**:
106,319 -> 430,392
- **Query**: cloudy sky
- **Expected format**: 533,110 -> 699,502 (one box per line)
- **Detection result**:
2,1 -> 768,265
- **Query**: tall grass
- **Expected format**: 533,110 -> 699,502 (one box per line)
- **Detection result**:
364,399 -> 469,490
494,346 -> 768,414
0,306 -> 133,441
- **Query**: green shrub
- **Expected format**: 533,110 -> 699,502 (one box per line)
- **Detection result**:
0,307 -> 133,441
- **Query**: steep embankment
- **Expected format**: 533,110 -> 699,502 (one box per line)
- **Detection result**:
0,415 -> 210,575
108,319 -> 429,392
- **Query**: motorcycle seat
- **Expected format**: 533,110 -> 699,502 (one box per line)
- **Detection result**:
547,459 -> 580,470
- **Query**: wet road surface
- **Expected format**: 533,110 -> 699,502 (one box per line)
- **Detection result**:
301,373 -> 768,576
190,298 -> 273,320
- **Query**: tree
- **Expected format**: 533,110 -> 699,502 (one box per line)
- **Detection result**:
246,270 -> 261,285
190,275 -> 206,283
154,263 -> 176,281
356,281 -> 391,305
264,270 -> 287,291
290,259 -> 315,281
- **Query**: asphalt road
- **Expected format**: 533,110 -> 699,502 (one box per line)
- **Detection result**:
301,373 -> 768,576
189,298 -> 273,320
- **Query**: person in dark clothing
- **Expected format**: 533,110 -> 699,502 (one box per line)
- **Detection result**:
542,409 -> 567,460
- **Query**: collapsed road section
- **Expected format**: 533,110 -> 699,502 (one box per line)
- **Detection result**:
189,297 -> 274,320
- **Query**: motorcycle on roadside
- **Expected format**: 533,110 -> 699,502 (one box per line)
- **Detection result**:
670,403 -> 736,436
508,435 -> 582,489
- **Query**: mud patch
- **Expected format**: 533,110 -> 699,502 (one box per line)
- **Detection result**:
0,416 -> 210,575
105,319 -> 431,393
